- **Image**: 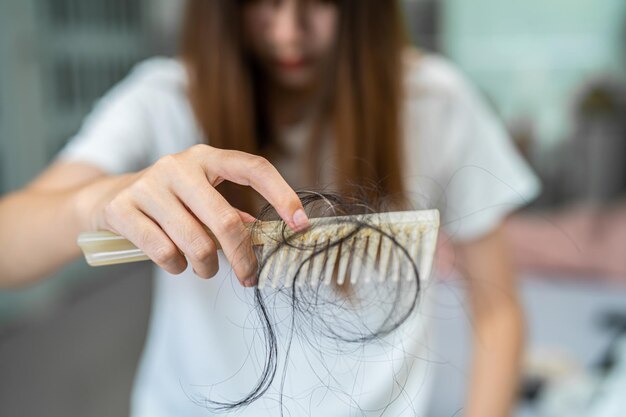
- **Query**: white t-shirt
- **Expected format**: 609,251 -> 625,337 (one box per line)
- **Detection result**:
56,53 -> 540,417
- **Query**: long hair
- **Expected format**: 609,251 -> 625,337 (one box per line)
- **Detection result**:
180,0 -> 408,212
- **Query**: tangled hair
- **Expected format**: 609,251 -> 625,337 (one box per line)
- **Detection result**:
199,191 -> 423,413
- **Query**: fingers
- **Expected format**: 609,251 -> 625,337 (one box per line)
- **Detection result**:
104,202 -> 187,275
135,190 -> 220,279
171,170 -> 258,285
105,146 -> 310,287
199,148 -> 310,232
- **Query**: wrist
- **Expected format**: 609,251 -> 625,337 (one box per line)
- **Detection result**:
72,179 -> 104,232
72,173 -> 135,232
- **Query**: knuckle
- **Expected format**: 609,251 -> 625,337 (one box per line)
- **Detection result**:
188,237 -> 216,262
129,178 -> 153,200
103,198 -> 126,224
188,144 -> 211,156
102,201 -> 117,221
154,154 -> 199,184
151,243 -> 180,266
215,210 -> 242,235
156,154 -> 184,174
156,154 -> 178,168
248,155 -> 272,172
229,241 -> 257,280
153,155 -> 185,179
137,227 -> 155,249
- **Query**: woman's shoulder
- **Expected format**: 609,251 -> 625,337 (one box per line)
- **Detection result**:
402,48 -> 475,103
120,56 -> 188,96
92,56 -> 194,132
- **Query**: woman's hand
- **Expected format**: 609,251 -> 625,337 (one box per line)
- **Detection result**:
80,144 -> 309,287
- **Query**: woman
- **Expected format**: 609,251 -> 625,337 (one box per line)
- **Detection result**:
0,0 -> 540,416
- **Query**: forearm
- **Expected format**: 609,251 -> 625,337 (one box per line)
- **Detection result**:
0,174 -> 132,287
464,302 -> 525,417
0,188 -> 85,287
456,225 -> 525,417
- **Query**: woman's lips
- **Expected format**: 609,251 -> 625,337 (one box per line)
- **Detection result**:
275,58 -> 309,71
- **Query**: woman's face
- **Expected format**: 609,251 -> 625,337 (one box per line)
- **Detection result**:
242,0 -> 339,91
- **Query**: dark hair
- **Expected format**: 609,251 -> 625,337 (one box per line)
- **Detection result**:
198,191 -> 423,413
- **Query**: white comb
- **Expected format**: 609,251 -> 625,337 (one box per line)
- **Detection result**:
77,210 -> 439,287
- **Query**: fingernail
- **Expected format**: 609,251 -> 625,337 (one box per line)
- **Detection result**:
292,209 -> 310,231
244,277 -> 256,287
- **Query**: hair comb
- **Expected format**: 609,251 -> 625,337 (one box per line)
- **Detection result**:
77,209 -> 440,287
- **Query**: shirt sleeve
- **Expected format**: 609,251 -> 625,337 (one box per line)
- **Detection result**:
435,67 -> 542,242
54,61 -> 159,175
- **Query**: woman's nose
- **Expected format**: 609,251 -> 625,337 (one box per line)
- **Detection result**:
271,1 -> 304,49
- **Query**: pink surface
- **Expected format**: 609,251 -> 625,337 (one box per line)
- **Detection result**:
505,204 -> 626,281
432,203 -> 626,282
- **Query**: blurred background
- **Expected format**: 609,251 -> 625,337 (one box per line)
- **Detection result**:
0,0 -> 625,416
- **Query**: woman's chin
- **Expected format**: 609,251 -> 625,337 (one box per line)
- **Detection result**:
272,68 -> 317,91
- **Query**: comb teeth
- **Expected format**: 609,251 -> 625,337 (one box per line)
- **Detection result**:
363,234 -> 380,284
257,243 -> 273,289
78,210 -> 440,284
395,229 -> 417,283
282,242 -> 302,288
251,210 -> 439,289
336,238 -> 352,286
349,236 -> 366,284
418,228 -> 438,283
323,241 -> 339,286
377,236 -> 393,282
389,245 -> 400,283
271,246 -> 290,288
309,240 -> 325,286
296,239 -> 314,288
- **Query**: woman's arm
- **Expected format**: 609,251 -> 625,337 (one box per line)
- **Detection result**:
455,224 -> 525,417
0,145 -> 309,289
0,162 -> 113,287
